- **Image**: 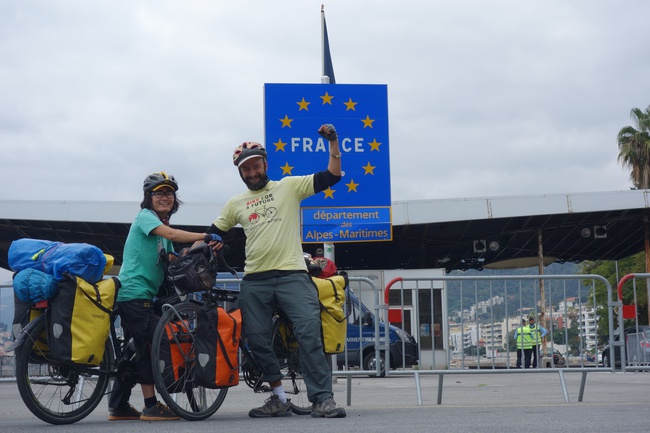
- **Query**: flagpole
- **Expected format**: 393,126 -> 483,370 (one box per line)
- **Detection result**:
321,5 -> 334,266
321,5 -> 329,84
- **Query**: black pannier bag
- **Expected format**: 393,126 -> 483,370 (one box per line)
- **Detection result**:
166,246 -> 218,295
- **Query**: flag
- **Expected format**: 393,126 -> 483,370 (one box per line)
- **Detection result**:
322,7 -> 336,84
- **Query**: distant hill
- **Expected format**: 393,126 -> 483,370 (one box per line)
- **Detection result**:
447,262 -> 585,318
0,289 -> 14,331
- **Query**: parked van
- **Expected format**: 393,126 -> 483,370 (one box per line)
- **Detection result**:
626,328 -> 650,366
602,326 -> 650,367
338,289 -> 418,376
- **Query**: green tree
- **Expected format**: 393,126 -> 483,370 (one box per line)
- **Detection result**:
580,253 -> 648,340
617,105 -> 650,189
551,323 -> 582,354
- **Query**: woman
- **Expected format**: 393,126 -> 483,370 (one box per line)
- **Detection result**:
108,172 -> 219,421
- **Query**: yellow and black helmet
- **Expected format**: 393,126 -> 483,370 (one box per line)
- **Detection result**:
143,171 -> 178,193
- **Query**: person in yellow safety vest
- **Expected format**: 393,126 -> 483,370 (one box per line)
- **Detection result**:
528,314 -> 548,368
514,319 -> 533,368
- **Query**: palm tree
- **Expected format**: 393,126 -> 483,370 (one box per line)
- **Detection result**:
617,106 -> 650,188
617,105 -> 650,325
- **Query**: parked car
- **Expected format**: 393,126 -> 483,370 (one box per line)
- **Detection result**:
338,289 -> 419,377
541,348 -> 566,367
601,326 -> 650,367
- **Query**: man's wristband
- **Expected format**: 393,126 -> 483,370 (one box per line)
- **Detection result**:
330,153 -> 342,159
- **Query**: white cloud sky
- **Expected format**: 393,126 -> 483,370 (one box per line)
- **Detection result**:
1,0 -> 648,211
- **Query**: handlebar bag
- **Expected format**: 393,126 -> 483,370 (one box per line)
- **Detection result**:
48,274 -> 118,365
312,275 -> 348,354
166,248 -> 218,294
193,306 -> 241,388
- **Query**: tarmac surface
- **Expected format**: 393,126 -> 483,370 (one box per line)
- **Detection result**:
1,370 -> 649,433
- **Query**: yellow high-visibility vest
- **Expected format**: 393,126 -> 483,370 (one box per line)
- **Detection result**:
516,326 -> 533,349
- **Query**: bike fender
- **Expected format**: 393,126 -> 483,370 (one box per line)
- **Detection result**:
6,315 -> 46,353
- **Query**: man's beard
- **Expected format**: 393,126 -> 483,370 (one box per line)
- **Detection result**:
243,172 -> 270,191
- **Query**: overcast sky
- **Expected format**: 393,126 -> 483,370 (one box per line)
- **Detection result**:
2,0 -> 649,209
2,1 -> 650,282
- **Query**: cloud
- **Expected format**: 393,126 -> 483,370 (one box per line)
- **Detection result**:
1,0 -> 648,207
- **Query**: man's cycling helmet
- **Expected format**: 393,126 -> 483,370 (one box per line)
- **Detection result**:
233,142 -> 267,167
143,171 -> 179,192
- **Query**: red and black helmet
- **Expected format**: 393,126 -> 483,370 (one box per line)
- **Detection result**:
143,171 -> 178,192
233,142 -> 267,167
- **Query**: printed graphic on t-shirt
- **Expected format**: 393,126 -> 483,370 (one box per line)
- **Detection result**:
246,194 -> 279,225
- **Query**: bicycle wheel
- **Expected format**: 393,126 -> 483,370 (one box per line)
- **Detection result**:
271,316 -> 312,415
14,317 -> 112,425
151,301 -> 228,421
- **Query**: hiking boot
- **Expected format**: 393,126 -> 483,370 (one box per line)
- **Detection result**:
140,402 -> 180,421
311,397 -> 346,418
248,395 -> 292,418
108,404 -> 141,421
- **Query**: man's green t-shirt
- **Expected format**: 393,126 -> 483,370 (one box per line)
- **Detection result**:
213,175 -> 314,275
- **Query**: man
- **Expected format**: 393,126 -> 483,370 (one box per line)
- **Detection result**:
205,124 -> 346,418
528,314 -> 548,368
514,318 -> 533,368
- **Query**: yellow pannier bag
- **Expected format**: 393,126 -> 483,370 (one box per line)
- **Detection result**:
311,275 -> 348,354
48,274 -> 118,365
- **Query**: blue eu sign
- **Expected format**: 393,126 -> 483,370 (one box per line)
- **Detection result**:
264,83 -> 392,242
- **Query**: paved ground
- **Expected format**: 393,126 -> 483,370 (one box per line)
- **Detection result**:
1,370 -> 649,432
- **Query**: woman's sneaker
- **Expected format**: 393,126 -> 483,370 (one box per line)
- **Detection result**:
311,397 -> 346,418
140,402 -> 180,421
248,395 -> 292,418
108,404 -> 141,421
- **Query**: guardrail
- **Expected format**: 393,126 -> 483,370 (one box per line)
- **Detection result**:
376,274 -> 616,405
0,272 -> 630,406
612,273 -> 650,372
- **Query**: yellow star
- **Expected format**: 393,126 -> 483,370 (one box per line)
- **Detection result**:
346,179 -> 359,192
274,139 -> 287,152
320,92 -> 334,105
323,187 -> 335,198
344,98 -> 357,111
361,115 -> 375,128
280,115 -> 293,128
297,98 -> 310,111
368,138 -> 381,151
280,162 -> 294,175
363,162 -> 376,175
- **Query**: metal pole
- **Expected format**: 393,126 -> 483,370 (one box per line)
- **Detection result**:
538,229 -> 547,354
637,217 -> 650,324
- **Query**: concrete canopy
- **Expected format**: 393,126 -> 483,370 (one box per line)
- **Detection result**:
1,190 -> 648,273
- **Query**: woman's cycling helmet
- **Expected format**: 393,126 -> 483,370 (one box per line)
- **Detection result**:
233,142 -> 267,167
143,171 -> 179,192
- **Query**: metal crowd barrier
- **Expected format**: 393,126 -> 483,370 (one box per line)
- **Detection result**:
373,274 -> 617,405
0,272 -> 637,406
613,273 -> 650,373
